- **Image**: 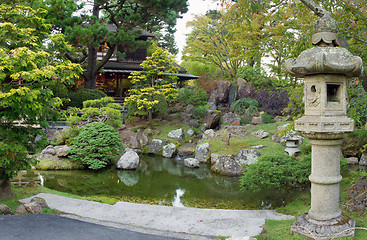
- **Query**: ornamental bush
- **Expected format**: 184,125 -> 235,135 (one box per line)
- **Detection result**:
68,122 -> 124,170
230,98 -> 259,115
178,87 -> 208,107
68,88 -> 107,108
240,153 -> 311,192
255,87 -> 289,116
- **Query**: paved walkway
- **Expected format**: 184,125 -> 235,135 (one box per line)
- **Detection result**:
21,193 -> 294,239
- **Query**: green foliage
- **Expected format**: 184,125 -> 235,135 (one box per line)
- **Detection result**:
193,105 -> 210,119
240,153 -> 311,192
51,127 -> 82,146
342,129 -> 367,158
347,81 -> 367,127
240,117 -> 252,125
68,122 -> 124,170
262,113 -> 275,124
230,98 -> 259,115
124,48 -> 179,126
66,97 -> 122,128
178,87 -> 208,107
285,85 -> 304,116
236,66 -> 274,89
68,88 -> 107,108
180,60 -> 220,77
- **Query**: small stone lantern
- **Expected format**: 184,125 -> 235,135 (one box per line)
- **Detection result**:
285,12 -> 363,239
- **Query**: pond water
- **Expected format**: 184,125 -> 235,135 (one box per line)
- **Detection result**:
37,155 -> 293,209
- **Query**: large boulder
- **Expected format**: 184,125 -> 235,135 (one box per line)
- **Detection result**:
54,145 -> 72,157
217,81 -> 230,103
237,78 -> 253,98
176,143 -> 196,160
208,89 -> 219,105
360,154 -> 367,166
23,197 -> 49,214
116,151 -> 140,170
30,197 -> 48,209
235,149 -> 261,165
195,143 -> 210,163
186,128 -> 195,137
188,119 -> 200,128
119,129 -> 149,149
184,158 -> 200,168
162,143 -> 177,158
0,204 -> 12,215
167,128 -> 185,141
38,145 -> 57,160
221,112 -> 241,126
252,129 -> 269,139
210,153 -> 244,176
202,129 -> 216,140
203,110 -> 221,129
346,157 -> 359,165
148,139 -> 169,154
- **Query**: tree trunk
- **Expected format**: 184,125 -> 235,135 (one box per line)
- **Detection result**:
148,109 -> 153,128
0,180 -> 13,199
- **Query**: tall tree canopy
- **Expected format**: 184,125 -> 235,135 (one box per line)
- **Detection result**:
35,0 -> 189,89
0,4 -> 82,198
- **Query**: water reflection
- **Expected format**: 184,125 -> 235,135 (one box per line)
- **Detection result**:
117,171 -> 139,186
172,189 -> 185,207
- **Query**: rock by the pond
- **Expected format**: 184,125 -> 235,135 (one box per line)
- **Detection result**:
116,151 -> 140,170
251,117 -> 263,125
210,153 -> 244,176
0,204 -> 12,215
203,110 -> 221,129
54,145 -> 72,157
235,149 -> 261,165
184,158 -> 200,168
188,119 -> 200,128
195,143 -> 210,163
119,129 -> 149,149
162,143 -> 177,158
252,129 -> 269,139
168,128 -> 185,141
186,128 -> 195,137
359,154 -> 367,166
202,129 -> 216,140
148,139 -> 169,154
217,81 -> 230,103
176,143 -> 196,160
38,145 -> 56,160
346,157 -> 359,165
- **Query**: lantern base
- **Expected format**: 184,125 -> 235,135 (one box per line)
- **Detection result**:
291,213 -> 355,239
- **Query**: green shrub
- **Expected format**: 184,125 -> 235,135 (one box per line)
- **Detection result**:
261,113 -> 275,124
236,66 -> 273,89
193,105 -> 210,119
240,153 -> 311,192
68,122 -> 124,170
230,98 -> 259,115
284,85 -> 304,116
178,88 -> 208,106
347,81 -> 367,127
51,127 -> 82,146
342,129 -> 367,158
240,117 -> 252,125
69,88 -> 107,108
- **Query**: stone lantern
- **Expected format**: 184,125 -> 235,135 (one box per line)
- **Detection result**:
285,12 -> 363,239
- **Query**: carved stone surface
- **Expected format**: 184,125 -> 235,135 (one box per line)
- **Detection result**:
291,213 -> 355,239
285,47 -> 363,78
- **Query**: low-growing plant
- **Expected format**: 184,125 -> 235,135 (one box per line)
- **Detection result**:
240,153 -> 311,192
342,129 -> 367,158
51,127 -> 82,146
193,105 -> 210,119
240,117 -> 252,125
230,98 -> 259,115
284,85 -> 304,116
68,122 -> 125,170
347,81 -> 367,127
261,113 -> 275,124
68,88 -> 107,108
255,87 -> 289,116
178,87 -> 208,107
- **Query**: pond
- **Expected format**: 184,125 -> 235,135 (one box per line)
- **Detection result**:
37,155 -> 295,209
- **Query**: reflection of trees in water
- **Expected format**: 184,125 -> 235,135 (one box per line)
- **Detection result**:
117,171 -> 139,186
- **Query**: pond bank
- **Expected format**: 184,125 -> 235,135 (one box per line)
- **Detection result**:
21,193 -> 294,239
